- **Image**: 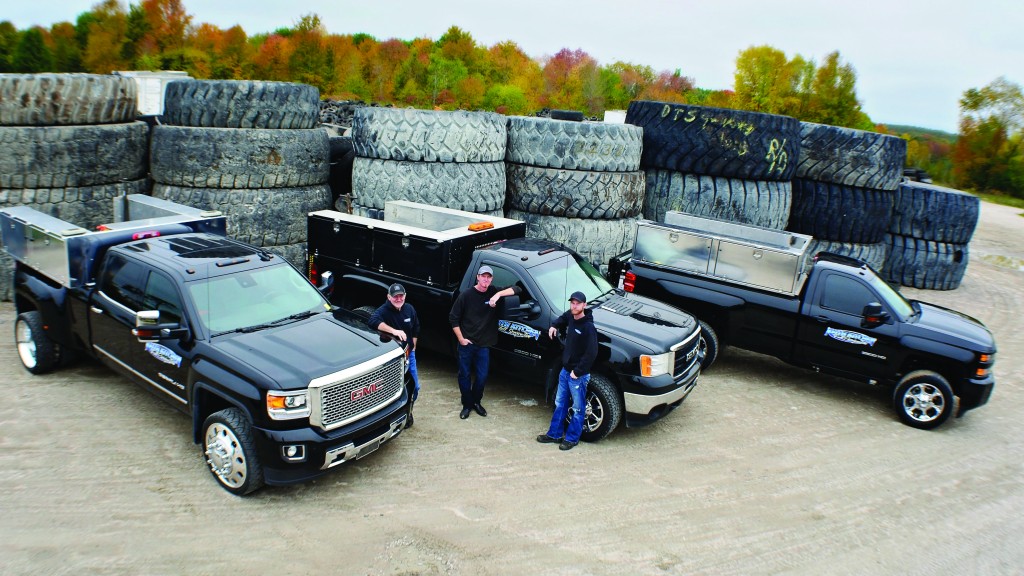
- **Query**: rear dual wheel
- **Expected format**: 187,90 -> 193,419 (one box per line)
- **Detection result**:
15,311 -> 59,375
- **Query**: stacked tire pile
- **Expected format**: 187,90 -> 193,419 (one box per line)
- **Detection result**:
625,101 -> 798,231
1,73 -> 147,301
150,80 -> 330,269
788,122 -> 906,272
349,107 -> 506,219
882,181 -> 979,290
505,116 -> 645,269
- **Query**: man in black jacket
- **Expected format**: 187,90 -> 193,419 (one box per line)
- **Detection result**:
369,283 -> 420,425
537,291 -> 598,451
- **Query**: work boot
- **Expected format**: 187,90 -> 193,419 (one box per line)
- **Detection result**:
536,434 -> 560,444
559,441 -> 578,451
459,407 -> 471,419
473,403 -> 487,417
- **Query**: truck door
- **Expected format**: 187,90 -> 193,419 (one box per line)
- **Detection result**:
133,269 -> 191,406
795,271 -> 900,381
90,253 -> 148,379
487,263 -> 556,374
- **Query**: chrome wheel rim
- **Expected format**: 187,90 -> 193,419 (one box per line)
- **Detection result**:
901,383 -> 946,423
205,423 -> 248,489
583,390 -> 605,432
15,319 -> 37,370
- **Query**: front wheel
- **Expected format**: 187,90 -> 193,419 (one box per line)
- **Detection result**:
697,320 -> 719,371
202,408 -> 265,496
893,370 -> 955,430
15,311 -> 59,375
579,373 -> 623,442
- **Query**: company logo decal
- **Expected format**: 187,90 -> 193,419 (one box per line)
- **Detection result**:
145,342 -> 182,367
498,320 -> 541,340
825,327 -> 877,347
351,380 -> 381,402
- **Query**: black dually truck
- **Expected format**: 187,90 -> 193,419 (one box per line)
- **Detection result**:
609,212 -> 996,430
2,195 -> 411,495
307,201 -> 703,441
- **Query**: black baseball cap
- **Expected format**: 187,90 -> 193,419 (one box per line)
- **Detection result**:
569,291 -> 586,303
388,283 -> 406,297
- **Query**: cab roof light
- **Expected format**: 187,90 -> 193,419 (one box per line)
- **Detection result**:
468,221 -> 494,231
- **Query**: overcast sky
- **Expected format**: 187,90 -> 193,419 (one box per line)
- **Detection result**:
8,0 -> 1022,133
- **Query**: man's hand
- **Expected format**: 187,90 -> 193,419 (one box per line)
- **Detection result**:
488,295 -> 499,307
570,370 -> 578,379
548,326 -> 558,339
459,337 -> 472,346
391,329 -> 407,342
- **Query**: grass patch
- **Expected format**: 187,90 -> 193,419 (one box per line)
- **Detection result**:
975,192 -> 1024,211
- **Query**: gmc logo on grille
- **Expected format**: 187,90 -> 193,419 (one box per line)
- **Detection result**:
351,380 -> 383,401
685,348 -> 697,362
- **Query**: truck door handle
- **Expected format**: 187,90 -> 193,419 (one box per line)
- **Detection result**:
815,315 -> 830,323
90,307 -> 104,315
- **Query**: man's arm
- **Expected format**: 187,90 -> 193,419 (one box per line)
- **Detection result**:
547,311 -> 568,339
487,285 -> 522,307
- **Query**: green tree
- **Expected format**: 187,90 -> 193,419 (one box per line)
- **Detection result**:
14,28 -> 55,72
733,45 -> 795,113
82,0 -> 130,73
807,51 -> 867,128
427,52 -> 467,107
954,77 -> 1024,196
483,83 -> 528,114
0,21 -> 19,72
287,14 -> 335,92
50,22 -> 83,72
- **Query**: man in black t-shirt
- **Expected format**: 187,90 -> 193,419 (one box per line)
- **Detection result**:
369,283 -> 421,425
448,265 -> 521,419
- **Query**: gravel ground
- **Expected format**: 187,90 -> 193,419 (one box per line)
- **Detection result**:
1,201 -> 1021,575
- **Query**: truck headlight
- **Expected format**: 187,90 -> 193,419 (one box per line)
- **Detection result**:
267,390 -> 311,420
640,352 -> 672,377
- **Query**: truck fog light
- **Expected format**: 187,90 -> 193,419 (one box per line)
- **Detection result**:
282,445 -> 306,462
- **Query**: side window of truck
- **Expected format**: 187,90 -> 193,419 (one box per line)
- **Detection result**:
820,274 -> 877,316
489,265 -> 533,301
99,254 -> 147,311
143,272 -> 183,325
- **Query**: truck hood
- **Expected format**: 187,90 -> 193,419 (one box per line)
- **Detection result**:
213,311 -> 399,390
907,301 -> 996,353
590,291 -> 699,352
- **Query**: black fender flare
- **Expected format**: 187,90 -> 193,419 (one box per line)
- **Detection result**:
188,363 -> 262,444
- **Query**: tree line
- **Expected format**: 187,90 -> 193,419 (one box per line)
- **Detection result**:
1,0 -> 1022,198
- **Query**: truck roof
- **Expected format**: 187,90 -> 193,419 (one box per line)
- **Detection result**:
113,232 -> 283,281
482,237 -> 578,268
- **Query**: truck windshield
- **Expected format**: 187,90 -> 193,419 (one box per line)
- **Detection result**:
530,254 -> 615,307
188,264 -> 330,335
864,269 -> 915,320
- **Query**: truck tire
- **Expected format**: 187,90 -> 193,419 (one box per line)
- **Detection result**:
788,179 -> 894,243
505,116 -> 642,171
352,107 -> 506,162
1,179 -> 149,229
507,210 -> 637,270
162,80 -> 320,129
506,163 -> 644,219
643,169 -> 791,229
0,122 -> 148,188
889,181 -> 980,244
202,408 -> 265,496
15,311 -> 61,375
579,373 -> 623,442
549,109 -> 585,122
0,73 -> 137,125
893,370 -> 954,430
152,184 -> 331,246
149,125 -> 329,188
806,239 -> 888,273
352,157 -> 505,212
796,122 -> 907,191
882,234 -> 968,290
625,100 -> 799,180
698,320 -> 719,371
262,242 -> 307,271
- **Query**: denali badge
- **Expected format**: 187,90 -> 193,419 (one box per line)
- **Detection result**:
351,380 -> 382,401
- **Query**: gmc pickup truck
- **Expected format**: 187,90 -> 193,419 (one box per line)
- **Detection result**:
307,201 -> 703,441
609,212 -> 996,430
2,195 -> 411,495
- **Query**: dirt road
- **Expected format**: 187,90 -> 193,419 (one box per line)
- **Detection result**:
1,202 -> 1022,575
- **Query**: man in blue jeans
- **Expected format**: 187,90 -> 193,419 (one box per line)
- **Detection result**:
537,290 -> 598,451
369,283 -> 420,426
449,265 -> 521,419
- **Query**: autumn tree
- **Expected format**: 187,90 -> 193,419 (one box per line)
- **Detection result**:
806,51 -> 869,129
287,14 -> 335,93
641,69 -> 694,103
13,27 -> 54,72
0,21 -> 19,72
953,77 -> 1024,196
733,45 -> 796,113
251,33 -> 292,81
363,38 -> 408,102
82,0 -> 130,73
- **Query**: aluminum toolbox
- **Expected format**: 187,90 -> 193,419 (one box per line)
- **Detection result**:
308,201 -> 527,288
632,212 -> 812,296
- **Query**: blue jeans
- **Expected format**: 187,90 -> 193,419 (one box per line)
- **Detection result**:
408,350 -> 419,402
545,368 -> 591,444
457,343 -> 489,407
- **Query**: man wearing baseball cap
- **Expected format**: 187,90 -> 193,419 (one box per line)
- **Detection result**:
448,264 -> 522,419
537,290 -> 597,450
369,283 -> 421,426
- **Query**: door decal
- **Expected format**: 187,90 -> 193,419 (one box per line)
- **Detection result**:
145,342 -> 183,367
824,327 -> 877,347
498,320 -> 541,340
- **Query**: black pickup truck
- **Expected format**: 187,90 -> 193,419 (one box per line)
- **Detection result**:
609,212 -> 996,430
307,201 -> 703,440
2,195 -> 411,495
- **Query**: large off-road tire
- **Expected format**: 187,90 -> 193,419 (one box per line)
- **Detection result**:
643,169 -> 791,229
805,239 -> 888,273
893,370 -> 954,430
788,179 -> 894,243
698,320 -> 720,371
161,80 -> 320,129
796,122 -> 907,190
202,408 -> 265,496
0,179 -> 148,228
507,210 -> 637,269
0,122 -> 147,188
579,373 -> 623,442
0,73 -> 137,125
262,242 -> 307,271
506,163 -> 644,219
889,181 -> 980,244
352,157 -> 505,211
625,100 -> 799,180
152,184 -> 331,246
352,107 -> 506,162
505,116 -> 643,171
15,311 -> 60,375
149,125 -> 329,188
882,234 -> 968,290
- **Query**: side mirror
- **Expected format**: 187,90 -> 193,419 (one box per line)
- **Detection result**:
134,310 -> 189,342
861,302 -> 890,328
500,295 -> 540,321
318,270 -> 334,296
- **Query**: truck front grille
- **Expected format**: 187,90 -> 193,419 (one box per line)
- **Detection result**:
671,328 -> 702,378
311,353 -> 405,431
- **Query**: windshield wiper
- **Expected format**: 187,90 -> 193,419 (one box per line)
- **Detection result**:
212,310 -> 321,336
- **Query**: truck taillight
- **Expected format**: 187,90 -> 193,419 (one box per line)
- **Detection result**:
623,271 -> 636,293
308,254 -> 319,284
